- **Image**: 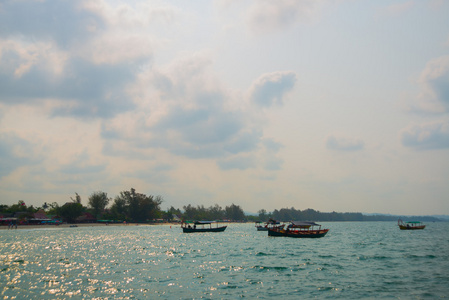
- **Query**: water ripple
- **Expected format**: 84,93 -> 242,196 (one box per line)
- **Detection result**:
1,222 -> 448,298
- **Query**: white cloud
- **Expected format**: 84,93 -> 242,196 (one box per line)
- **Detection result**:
400,121 -> 449,150
77,1 -> 178,65
406,55 -> 449,113
249,71 -> 297,107
0,39 -> 68,79
77,32 -> 155,65
0,1 -> 102,48
247,0 -> 323,33
100,53 -> 289,169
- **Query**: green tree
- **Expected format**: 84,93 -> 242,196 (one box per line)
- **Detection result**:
225,203 -> 245,221
110,197 -> 127,221
88,191 -> 110,218
46,202 -> 60,215
7,200 -> 29,213
70,193 -> 82,204
258,209 -> 268,221
59,202 -> 84,223
120,188 -> 140,221
114,188 -> 163,222
136,194 -> 161,221
183,204 -> 197,220
163,206 -> 182,221
208,204 -> 224,220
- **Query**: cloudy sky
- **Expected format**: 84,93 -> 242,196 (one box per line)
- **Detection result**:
1,0 -> 449,215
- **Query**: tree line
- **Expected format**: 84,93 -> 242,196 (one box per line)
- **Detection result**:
1,190 -> 443,224
0,188 -> 246,223
256,207 -> 442,222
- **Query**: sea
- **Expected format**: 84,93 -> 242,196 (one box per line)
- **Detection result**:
1,222 -> 448,299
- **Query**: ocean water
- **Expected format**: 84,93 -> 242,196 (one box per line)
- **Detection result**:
1,222 -> 448,299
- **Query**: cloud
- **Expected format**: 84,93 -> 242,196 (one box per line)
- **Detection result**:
100,54 -> 265,160
0,52 -> 137,118
247,0 -> 323,33
58,151 -> 107,175
263,138 -> 283,152
326,135 -> 365,151
0,1 -> 104,48
400,121 -> 449,150
263,156 -> 283,171
0,133 -> 38,178
0,1 -> 159,119
249,71 -> 297,107
420,56 -> 449,109
406,55 -> 449,113
100,53 -> 289,170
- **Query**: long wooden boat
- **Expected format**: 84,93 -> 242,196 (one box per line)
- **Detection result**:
268,221 -> 329,238
181,221 -> 227,233
398,219 -> 425,230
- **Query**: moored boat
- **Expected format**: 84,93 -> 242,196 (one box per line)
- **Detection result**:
181,221 -> 227,233
398,219 -> 425,230
255,218 -> 284,231
255,221 -> 266,231
268,221 -> 329,238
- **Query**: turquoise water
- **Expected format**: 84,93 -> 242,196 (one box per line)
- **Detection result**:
1,222 -> 448,299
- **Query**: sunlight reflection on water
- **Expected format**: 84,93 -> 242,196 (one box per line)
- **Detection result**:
1,223 -> 448,298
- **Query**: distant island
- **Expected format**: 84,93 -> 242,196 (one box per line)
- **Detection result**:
254,208 -> 445,223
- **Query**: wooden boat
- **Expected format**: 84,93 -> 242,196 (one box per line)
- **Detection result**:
398,219 -> 425,230
255,221 -> 267,231
268,221 -> 329,238
255,219 -> 284,231
181,221 -> 227,233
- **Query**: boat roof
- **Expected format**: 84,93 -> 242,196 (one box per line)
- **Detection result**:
405,221 -> 422,224
290,221 -> 320,226
194,221 -> 216,224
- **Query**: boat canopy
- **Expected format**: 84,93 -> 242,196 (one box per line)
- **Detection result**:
289,221 -> 320,228
194,221 -> 216,224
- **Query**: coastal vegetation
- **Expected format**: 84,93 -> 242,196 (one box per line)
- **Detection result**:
0,189 -> 444,224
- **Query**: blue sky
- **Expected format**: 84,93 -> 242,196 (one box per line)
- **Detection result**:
1,0 -> 448,215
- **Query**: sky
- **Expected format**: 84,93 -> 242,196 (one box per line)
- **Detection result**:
1,0 -> 449,216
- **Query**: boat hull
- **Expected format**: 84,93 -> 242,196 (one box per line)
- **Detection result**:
268,228 -> 329,238
182,226 -> 227,233
399,225 -> 425,230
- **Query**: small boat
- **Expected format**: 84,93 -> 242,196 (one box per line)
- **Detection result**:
398,219 -> 425,230
181,221 -> 227,233
256,218 -> 284,231
255,221 -> 267,231
268,221 -> 329,238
